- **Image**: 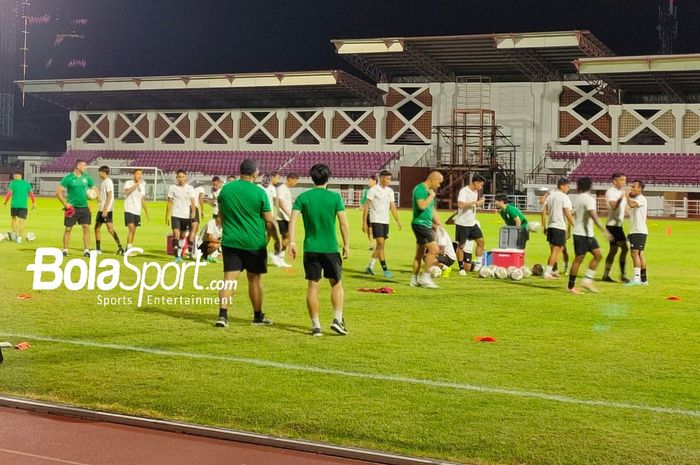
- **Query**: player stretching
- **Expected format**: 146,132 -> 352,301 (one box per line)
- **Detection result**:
455,174 -> 486,274
197,214 -> 222,263
56,160 -> 94,257
542,178 -> 574,279
363,170 -> 401,278
123,169 -> 148,252
602,173 -> 630,282
3,171 -> 36,243
166,170 -> 195,263
410,171 -> 444,288
625,180 -> 649,286
288,164 -> 350,336
568,177 -> 612,294
494,193 -> 529,249
276,172 -> 299,260
215,159 -> 280,328
94,166 -> 124,255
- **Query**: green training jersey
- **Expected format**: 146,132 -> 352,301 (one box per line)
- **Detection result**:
218,179 -> 271,251
500,203 -> 529,229
8,179 -> 32,209
411,183 -> 434,228
60,172 -> 94,208
292,187 -> 345,253
360,187 -> 369,206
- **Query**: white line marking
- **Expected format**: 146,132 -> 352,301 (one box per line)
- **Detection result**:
0,448 -> 93,465
2,332 -> 699,418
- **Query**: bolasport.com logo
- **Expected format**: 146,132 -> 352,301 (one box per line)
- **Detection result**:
26,248 -> 237,307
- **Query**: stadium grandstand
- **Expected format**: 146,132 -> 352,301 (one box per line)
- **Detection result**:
15,30 -> 700,216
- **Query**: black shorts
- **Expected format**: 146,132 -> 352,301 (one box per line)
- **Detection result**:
277,220 -> 289,235
629,233 -> 647,251
547,228 -> 567,247
124,212 -> 141,227
371,222 -> 389,239
171,216 -> 190,232
10,208 -> 27,219
95,211 -> 113,225
606,225 -> 627,244
573,235 -> 600,256
412,224 -> 435,245
222,246 -> 267,274
64,207 -> 91,227
455,224 -> 483,244
303,252 -> 342,281
517,229 -> 530,249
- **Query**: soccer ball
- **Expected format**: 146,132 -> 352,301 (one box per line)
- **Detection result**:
509,268 -> 524,281
479,267 -> 493,278
87,188 -> 98,200
494,267 -> 508,279
532,264 -> 544,277
430,265 -> 443,278
521,266 -> 532,278
26,232 -> 36,242
528,221 -> 541,232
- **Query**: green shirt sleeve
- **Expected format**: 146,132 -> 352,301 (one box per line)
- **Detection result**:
87,176 -> 94,188
336,194 -> 345,212
261,190 -> 271,213
60,175 -> 71,188
292,194 -> 303,211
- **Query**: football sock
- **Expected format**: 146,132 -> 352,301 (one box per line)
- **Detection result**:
641,268 -> 647,282
620,260 -> 627,276
334,309 -> 343,322
584,269 -> 596,280
552,263 -> 558,272
368,258 -> 377,269
458,260 -> 464,270
603,263 -> 612,277
568,275 -> 576,289
126,243 -> 132,249
545,265 -> 553,275
254,310 -> 263,320
311,316 -> 321,329
633,267 -> 641,281
218,308 -> 228,319
380,260 -> 388,271
95,240 -> 101,250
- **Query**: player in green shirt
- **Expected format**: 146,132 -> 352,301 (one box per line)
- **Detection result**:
215,159 -> 281,329
410,170 -> 444,289
56,159 -> 95,257
288,164 -> 350,336
494,193 -> 530,249
3,171 -> 36,244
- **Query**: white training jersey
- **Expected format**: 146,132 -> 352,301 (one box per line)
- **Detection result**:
210,187 -> 220,215
605,187 -> 627,227
573,192 -> 597,237
367,185 -> 395,225
123,180 -> 146,215
276,184 -> 293,221
436,226 -> 457,261
192,186 -> 206,210
545,190 -> 573,231
259,184 -> 277,211
98,178 -> 114,212
455,186 -> 479,227
167,184 -> 194,219
628,194 -> 648,235
198,218 -> 222,242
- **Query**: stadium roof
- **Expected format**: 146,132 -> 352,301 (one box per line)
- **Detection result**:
575,54 -> 700,102
332,30 -> 613,83
16,70 -> 385,110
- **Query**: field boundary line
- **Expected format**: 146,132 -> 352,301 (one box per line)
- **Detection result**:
1,332 -> 699,419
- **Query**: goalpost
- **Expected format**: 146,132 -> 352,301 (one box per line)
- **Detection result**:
86,165 -> 168,202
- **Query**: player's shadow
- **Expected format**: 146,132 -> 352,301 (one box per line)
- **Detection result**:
138,306 -> 309,334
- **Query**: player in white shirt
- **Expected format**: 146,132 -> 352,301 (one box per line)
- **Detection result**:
568,177 -> 613,294
165,170 -> 196,263
455,174 -> 486,274
625,180 -> 649,285
541,178 -> 575,279
197,215 -> 223,263
94,166 -> 124,255
208,176 -> 223,219
188,184 -> 207,259
602,173 -> 630,282
363,170 -> 402,278
122,168 -> 149,252
276,172 -> 299,259
259,172 -> 288,267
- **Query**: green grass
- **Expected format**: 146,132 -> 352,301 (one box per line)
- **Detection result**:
1,197 -> 699,465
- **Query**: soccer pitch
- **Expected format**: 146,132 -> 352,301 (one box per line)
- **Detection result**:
1,197 -> 699,465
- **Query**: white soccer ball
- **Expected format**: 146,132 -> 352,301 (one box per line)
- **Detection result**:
494,267 -> 508,279
521,266 -> 532,278
528,221 -> 541,232
479,267 -> 493,278
87,188 -> 98,200
509,268 -> 524,281
26,232 -> 36,242
430,265 -> 443,278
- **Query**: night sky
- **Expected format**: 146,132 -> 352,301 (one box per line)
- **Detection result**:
9,0 -> 700,149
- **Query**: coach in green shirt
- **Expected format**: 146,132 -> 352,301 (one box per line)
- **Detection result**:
495,193 -> 529,249
410,170 -> 443,289
288,163 -> 349,337
215,158 -> 281,329
56,159 -> 95,257
3,171 -> 36,244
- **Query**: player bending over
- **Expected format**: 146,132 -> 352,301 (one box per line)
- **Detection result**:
197,214 -> 222,263
494,193 -> 529,249
3,171 -> 36,243
288,163 -> 350,336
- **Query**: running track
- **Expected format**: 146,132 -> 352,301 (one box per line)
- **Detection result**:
0,406 -> 409,465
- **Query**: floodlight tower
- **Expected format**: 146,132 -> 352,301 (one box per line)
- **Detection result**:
658,0 -> 678,54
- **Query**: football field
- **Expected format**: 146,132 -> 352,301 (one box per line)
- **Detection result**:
1,197 -> 699,465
